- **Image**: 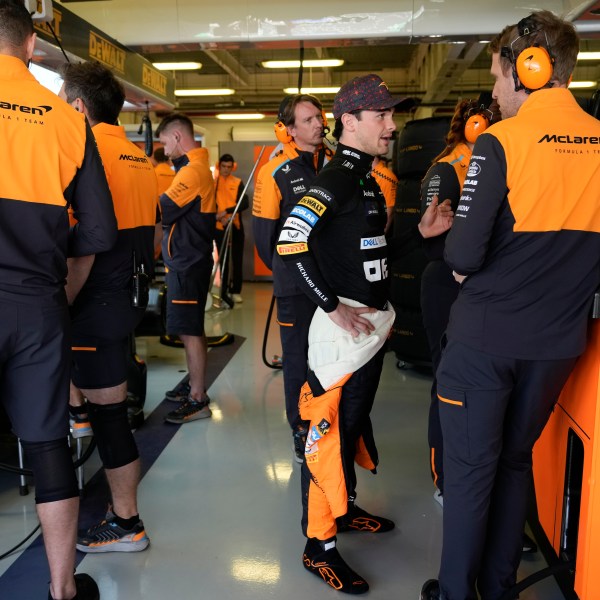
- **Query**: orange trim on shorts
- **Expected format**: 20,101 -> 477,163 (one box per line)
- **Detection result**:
72,346 -> 97,351
438,394 -> 464,407
277,320 -> 293,327
172,300 -> 199,304
431,448 -> 438,486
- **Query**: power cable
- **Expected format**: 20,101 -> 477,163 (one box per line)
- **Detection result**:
0,523 -> 41,561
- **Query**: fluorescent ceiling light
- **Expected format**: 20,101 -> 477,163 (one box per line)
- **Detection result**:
175,88 -> 235,97
325,112 -> 334,120
153,62 -> 202,71
568,81 -> 597,88
577,52 -> 600,61
216,113 -> 265,120
262,59 -> 344,69
283,86 -> 340,94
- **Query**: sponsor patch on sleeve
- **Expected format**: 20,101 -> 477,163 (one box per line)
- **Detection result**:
276,242 -> 309,255
278,227 -> 308,244
285,217 -> 313,237
290,205 -> 319,226
298,196 -> 327,216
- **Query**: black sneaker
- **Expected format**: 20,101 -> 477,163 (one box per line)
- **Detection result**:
165,397 -> 212,424
303,538 -> 369,595
76,515 -> 150,553
336,501 -> 395,533
165,382 -> 191,402
48,573 -> 100,600
420,579 -> 441,600
293,426 -> 307,464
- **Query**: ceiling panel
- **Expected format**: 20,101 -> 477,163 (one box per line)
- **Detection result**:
54,0 -> 600,117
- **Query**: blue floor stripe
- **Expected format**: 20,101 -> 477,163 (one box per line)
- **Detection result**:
0,335 -> 245,599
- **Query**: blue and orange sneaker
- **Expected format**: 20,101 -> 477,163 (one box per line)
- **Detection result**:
77,513 -> 150,553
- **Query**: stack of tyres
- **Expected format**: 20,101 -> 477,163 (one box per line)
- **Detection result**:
388,117 -> 450,367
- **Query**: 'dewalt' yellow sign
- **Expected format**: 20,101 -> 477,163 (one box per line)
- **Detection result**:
89,31 -> 125,74
142,64 -> 167,96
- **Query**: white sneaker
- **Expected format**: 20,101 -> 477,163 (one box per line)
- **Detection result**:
433,489 -> 444,508
231,293 -> 243,303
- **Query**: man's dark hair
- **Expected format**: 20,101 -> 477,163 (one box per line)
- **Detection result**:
489,10 -> 579,86
154,147 -> 169,163
332,110 -> 362,141
0,0 -> 34,56
279,94 -> 323,127
59,61 -> 125,125
219,153 -> 235,165
155,113 -> 194,139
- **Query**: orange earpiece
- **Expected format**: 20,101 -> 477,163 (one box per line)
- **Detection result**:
516,45 -> 554,91
464,113 -> 490,144
274,120 -> 292,144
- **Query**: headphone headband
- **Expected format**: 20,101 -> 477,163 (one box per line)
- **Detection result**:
501,16 -> 554,93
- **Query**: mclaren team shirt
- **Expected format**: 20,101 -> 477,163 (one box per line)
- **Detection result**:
0,55 -> 116,300
445,88 -> 600,359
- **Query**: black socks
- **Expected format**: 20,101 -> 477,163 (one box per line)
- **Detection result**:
111,512 -> 140,530
302,538 -> 369,595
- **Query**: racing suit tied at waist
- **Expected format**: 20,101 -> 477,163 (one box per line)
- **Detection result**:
298,298 -> 395,524
308,297 -> 395,391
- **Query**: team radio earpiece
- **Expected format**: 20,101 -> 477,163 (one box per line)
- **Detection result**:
500,17 -> 554,93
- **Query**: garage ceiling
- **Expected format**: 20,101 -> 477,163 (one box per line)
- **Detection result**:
55,0 -> 600,118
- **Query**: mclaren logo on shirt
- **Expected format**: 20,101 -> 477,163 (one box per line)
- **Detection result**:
538,134 -> 600,144
119,154 -> 150,163
0,102 -> 52,116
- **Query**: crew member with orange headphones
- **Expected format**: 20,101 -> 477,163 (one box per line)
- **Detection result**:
252,94 -> 330,463
214,153 -> 248,304
419,95 -> 495,507
421,11 -> 600,599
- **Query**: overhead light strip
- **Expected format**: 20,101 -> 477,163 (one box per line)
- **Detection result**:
283,86 -> 340,94
568,80 -> 597,88
175,88 -> 235,97
262,59 -> 344,69
577,52 -> 600,61
216,114 -> 265,120
153,62 -> 202,71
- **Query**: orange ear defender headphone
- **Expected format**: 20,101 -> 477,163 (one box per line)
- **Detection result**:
275,95 -> 294,143
464,113 -> 490,144
464,92 -> 494,144
501,17 -> 554,93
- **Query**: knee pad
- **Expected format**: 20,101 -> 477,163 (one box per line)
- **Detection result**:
88,400 -> 139,469
21,438 -> 79,504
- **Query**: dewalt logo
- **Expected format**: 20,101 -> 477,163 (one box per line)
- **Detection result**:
298,196 -> 326,216
0,102 -> 52,116
538,134 -> 600,145
142,65 -> 167,96
89,31 -> 126,74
